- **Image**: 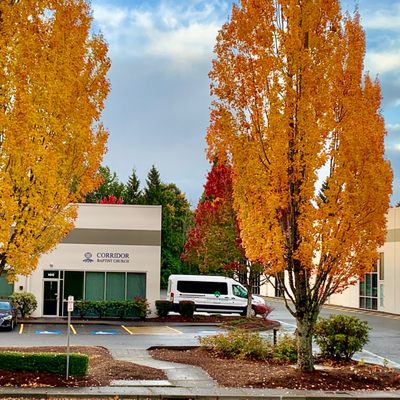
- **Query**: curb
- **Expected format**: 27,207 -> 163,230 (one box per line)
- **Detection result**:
1,387 -> 400,399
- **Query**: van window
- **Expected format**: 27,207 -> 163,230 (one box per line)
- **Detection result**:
232,284 -> 247,298
177,281 -> 228,295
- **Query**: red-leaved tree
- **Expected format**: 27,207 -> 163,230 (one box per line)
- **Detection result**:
183,162 -> 264,317
98,195 -> 123,204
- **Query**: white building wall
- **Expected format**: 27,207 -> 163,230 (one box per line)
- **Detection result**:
14,204 -> 162,317
262,207 -> 400,315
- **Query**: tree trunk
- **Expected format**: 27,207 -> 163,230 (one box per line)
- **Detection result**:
296,315 -> 315,372
246,283 -> 253,318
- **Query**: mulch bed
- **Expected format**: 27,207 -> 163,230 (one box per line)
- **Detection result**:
2,316 -> 400,391
149,347 -> 400,391
0,346 -> 166,387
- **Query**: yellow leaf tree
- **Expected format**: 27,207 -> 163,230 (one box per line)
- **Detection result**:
207,0 -> 392,371
0,0 -> 110,280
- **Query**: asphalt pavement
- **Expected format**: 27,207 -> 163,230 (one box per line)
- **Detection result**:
2,299 -> 400,399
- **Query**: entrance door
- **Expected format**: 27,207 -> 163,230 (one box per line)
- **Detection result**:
43,280 -> 59,316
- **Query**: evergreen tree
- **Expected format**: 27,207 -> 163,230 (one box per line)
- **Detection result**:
160,183 -> 193,287
143,165 -> 162,205
85,166 -> 124,203
123,168 -> 142,204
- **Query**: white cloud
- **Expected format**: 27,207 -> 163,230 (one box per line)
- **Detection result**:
362,5 -> 400,31
365,52 -> 400,75
387,123 -> 400,133
92,1 -> 227,68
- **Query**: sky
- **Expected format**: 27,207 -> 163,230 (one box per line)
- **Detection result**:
90,0 -> 400,207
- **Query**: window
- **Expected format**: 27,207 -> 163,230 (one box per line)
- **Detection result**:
177,280 -> 228,295
275,272 -> 285,298
359,265 -> 378,310
64,271 -> 84,300
127,273 -> 146,299
0,273 -> 13,297
252,274 -> 261,295
106,272 -> 126,300
232,284 -> 247,298
379,253 -> 384,280
85,272 -> 105,300
0,301 -> 11,310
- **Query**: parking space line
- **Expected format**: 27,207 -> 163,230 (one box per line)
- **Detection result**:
19,324 -> 24,335
70,324 -> 77,335
121,325 -> 133,335
166,326 -> 184,334
124,326 -> 183,335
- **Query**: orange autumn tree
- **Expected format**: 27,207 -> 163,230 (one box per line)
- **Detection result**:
0,0 -> 110,280
207,0 -> 392,371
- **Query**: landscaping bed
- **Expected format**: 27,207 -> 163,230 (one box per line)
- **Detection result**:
149,347 -> 400,391
0,346 -> 166,387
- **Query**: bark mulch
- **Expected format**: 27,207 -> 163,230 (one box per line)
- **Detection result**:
149,347 -> 400,391
0,346 -> 166,387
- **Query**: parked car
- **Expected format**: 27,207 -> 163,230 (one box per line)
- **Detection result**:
0,299 -> 18,331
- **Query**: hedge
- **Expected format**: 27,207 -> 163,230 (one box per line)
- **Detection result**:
0,352 -> 89,376
73,299 -> 150,319
155,300 -> 172,317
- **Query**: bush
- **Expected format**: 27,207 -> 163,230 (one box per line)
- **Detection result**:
0,351 -> 88,376
179,300 -> 195,318
272,334 -> 297,363
132,296 -> 151,320
10,292 -> 37,318
200,330 -> 272,360
314,314 -> 370,360
73,299 -> 150,319
155,300 -> 172,317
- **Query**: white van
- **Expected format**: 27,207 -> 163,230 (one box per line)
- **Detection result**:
166,274 -> 266,316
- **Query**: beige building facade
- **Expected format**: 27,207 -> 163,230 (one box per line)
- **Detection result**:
260,207 -> 400,314
0,204 -> 162,317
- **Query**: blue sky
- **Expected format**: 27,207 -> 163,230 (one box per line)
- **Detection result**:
91,0 -> 400,207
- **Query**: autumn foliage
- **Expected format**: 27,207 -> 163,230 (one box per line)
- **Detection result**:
183,163 -> 244,275
98,195 -> 124,205
207,0 -> 392,371
0,0 -> 110,279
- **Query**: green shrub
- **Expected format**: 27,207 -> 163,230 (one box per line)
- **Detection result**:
132,296 -> 150,320
155,300 -> 172,317
0,352 -> 88,376
73,299 -> 150,319
272,334 -> 297,363
314,314 -> 370,360
179,300 -> 195,318
10,292 -> 37,318
200,330 -> 272,360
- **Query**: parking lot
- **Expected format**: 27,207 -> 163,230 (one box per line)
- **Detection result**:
7,323 -> 184,336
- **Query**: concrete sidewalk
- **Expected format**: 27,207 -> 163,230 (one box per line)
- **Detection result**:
1,348 -> 400,399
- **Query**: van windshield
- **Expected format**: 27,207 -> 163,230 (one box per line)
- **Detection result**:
232,285 -> 248,298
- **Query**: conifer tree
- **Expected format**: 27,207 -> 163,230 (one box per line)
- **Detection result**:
123,168 -> 142,204
143,165 -> 162,205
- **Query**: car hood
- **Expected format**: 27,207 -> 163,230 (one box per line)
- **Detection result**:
0,311 -> 12,318
251,295 -> 265,305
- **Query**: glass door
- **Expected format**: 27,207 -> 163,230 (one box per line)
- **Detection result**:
43,280 -> 59,316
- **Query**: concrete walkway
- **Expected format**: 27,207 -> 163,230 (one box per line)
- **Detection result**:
110,348 -> 218,388
1,347 -> 400,399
